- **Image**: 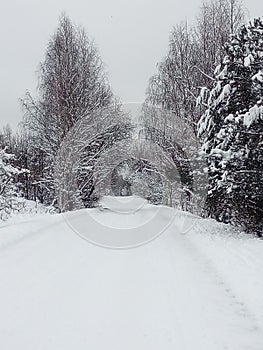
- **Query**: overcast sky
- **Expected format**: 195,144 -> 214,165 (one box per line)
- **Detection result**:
0,0 -> 262,129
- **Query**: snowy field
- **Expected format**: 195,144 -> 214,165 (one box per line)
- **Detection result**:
0,196 -> 263,349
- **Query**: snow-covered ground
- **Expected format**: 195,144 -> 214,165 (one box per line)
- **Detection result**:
0,199 -> 55,228
0,196 -> 263,349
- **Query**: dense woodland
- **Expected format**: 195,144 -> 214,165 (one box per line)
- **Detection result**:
0,0 -> 262,235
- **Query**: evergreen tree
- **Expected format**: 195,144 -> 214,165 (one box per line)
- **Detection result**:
198,18 -> 263,234
0,148 -> 26,220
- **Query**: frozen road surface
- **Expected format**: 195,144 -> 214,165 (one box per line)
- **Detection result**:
0,197 -> 263,349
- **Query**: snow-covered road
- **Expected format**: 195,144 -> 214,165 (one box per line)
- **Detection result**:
0,198 -> 263,349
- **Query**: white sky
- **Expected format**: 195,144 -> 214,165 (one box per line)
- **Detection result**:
0,0 -> 262,129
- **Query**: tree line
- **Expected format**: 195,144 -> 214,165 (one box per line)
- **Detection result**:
0,3 -> 262,235
143,0 -> 262,235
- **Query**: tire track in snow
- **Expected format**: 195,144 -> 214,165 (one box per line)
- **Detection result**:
162,224 -> 263,350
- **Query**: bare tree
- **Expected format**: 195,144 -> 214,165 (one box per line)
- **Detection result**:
195,0 -> 245,87
145,22 -> 199,132
145,0 -> 245,134
21,14 -> 114,204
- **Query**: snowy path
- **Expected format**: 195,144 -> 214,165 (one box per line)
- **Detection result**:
0,199 -> 263,349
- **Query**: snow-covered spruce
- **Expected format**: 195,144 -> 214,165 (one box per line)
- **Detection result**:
197,18 -> 263,234
0,148 -> 27,221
